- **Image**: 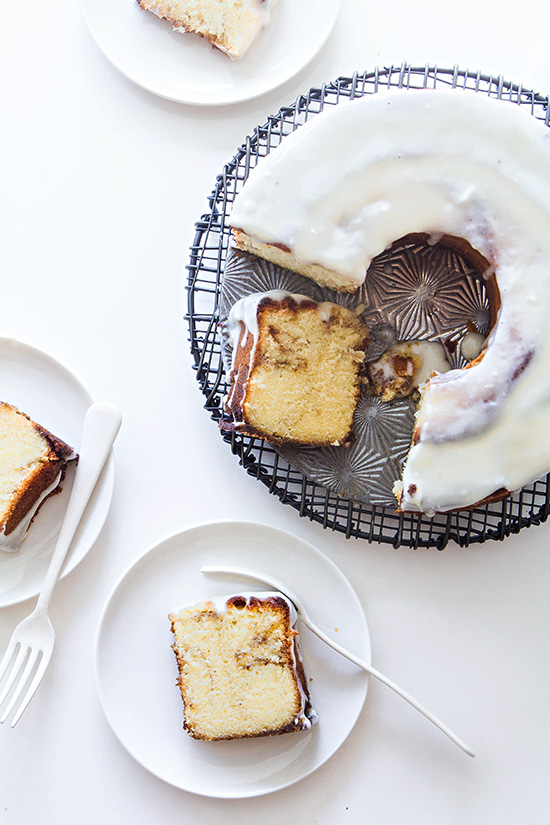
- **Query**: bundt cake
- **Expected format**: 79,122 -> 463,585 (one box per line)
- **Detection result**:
229,90 -> 550,513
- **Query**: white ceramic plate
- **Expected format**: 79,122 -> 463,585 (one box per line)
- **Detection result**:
94,521 -> 370,797
0,338 -> 115,607
79,0 -> 342,105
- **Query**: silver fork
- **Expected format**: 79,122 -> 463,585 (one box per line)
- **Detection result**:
0,401 -> 122,727
202,564 -> 475,757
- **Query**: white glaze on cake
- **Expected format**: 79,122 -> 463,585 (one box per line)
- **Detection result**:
230,90 -> 550,512
401,341 -> 450,388
460,332 -> 486,362
368,340 -> 450,400
227,290 -> 333,356
0,472 -> 63,553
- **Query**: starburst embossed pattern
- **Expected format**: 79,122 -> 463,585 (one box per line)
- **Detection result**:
220,252 -> 326,319
187,66 -> 550,547
279,439 -> 389,503
278,390 -> 414,504
362,241 -> 490,349
353,393 -> 414,456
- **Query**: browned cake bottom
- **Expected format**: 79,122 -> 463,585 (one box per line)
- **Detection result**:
0,402 -> 75,539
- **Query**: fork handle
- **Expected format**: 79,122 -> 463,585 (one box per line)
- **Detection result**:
36,402 -> 122,610
303,616 -> 475,757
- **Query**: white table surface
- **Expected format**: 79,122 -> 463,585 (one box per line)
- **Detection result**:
1,1 -> 550,822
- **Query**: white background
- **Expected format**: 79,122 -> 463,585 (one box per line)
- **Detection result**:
1,1 -> 550,822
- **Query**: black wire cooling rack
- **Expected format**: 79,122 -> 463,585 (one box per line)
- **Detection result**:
185,63 -> 550,549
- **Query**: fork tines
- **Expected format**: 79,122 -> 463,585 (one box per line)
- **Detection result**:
0,643 -> 51,727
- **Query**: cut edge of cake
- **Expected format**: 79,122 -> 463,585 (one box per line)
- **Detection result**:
231,229 -> 358,293
0,402 -> 77,552
169,591 -> 318,741
220,290 -> 369,447
137,0 -> 278,60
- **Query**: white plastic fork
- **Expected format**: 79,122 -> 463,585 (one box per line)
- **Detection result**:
0,401 -> 122,727
201,564 -> 475,757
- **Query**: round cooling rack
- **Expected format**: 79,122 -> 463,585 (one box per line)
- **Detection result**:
185,63 -> 550,550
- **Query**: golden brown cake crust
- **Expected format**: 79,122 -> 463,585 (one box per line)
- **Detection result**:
221,293 -> 369,447
0,402 -> 76,536
222,293 -> 324,441
169,593 -> 316,741
231,229 -> 358,293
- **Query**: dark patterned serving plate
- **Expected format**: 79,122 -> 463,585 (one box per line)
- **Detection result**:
186,64 -> 550,548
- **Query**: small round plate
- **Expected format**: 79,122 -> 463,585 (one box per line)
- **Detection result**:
79,0 -> 342,105
94,521 -> 370,798
0,337 -> 115,607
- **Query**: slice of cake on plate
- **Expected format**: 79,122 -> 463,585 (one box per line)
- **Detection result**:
221,290 -> 369,447
0,402 -> 77,552
137,0 -> 278,59
169,591 -> 317,740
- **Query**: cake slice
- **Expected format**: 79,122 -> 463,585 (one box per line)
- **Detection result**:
221,291 -> 369,446
169,592 -> 317,741
0,402 -> 76,552
137,0 -> 278,59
